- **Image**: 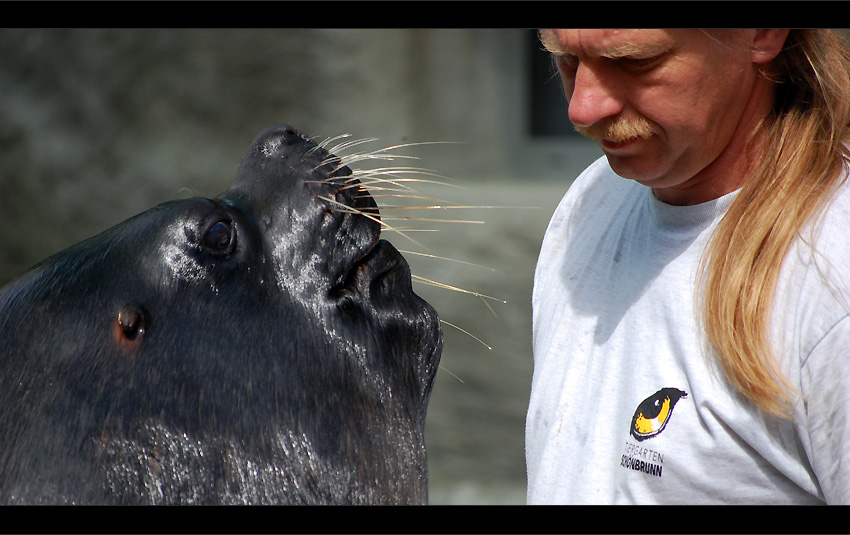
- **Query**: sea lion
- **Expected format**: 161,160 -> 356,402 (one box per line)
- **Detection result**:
0,124 -> 443,504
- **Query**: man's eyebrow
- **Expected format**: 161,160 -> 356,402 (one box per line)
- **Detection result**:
539,30 -> 567,55
597,41 -> 670,59
539,31 -> 671,59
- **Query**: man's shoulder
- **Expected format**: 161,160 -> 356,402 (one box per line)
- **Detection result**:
809,170 -> 850,249
785,169 -> 850,303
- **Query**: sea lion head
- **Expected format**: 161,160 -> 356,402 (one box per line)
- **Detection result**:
0,124 -> 443,504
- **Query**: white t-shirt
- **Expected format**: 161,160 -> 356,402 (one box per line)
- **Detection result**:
526,156 -> 850,504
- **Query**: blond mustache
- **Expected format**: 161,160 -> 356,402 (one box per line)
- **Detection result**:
575,117 -> 655,143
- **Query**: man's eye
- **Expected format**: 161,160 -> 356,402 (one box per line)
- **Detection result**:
619,54 -> 666,73
554,54 -> 579,76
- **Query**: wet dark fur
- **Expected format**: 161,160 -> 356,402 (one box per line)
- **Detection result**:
0,125 -> 443,504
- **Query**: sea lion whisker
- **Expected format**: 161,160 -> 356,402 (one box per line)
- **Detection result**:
351,168 -> 457,185
351,177 -> 458,193
346,179 -> 444,191
317,139 -> 462,176
437,365 -> 465,384
398,250 -> 496,272
338,181 -> 422,194
411,275 -> 506,304
376,205 -> 504,211
345,182 -> 422,195
381,215 -> 485,224
339,147 -> 422,161
344,140 -> 461,157
383,230 -> 441,236
381,228 -> 440,233
320,168 -> 458,197
357,194 -> 458,205
309,158 -> 344,174
304,145 -> 325,157
317,136 -> 504,362
360,176 -> 460,187
315,195 -> 385,225
312,138 -> 409,172
337,153 -> 421,170
341,175 -> 456,198
315,195 -> 426,249
334,140 -> 462,174
439,319 -> 492,351
349,177 -> 467,199
326,137 -> 380,155
303,133 -> 358,159
478,294 -> 501,319
350,166 -> 453,178
315,132 -> 352,149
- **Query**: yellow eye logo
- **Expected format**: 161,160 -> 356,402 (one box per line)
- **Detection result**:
630,388 -> 688,441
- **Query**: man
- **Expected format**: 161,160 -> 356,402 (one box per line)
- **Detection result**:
526,29 -> 850,504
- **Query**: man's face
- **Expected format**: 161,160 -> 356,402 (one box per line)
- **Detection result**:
542,29 -> 773,204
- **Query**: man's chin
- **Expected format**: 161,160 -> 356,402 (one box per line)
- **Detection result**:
605,154 -> 658,183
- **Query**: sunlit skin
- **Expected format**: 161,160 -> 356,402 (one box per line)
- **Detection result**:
540,29 -> 789,205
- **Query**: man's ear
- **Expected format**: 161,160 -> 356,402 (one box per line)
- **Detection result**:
751,29 -> 790,64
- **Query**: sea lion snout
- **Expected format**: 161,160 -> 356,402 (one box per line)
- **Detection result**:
228,124 -> 378,219
221,124 -> 383,302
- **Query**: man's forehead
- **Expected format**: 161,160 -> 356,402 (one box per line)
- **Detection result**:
540,29 -> 677,58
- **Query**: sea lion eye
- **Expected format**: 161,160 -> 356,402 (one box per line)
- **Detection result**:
203,220 -> 235,253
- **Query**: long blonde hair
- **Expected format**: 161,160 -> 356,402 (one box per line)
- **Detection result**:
701,30 -> 850,417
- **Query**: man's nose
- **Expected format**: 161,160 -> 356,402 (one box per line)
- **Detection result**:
565,63 -> 623,128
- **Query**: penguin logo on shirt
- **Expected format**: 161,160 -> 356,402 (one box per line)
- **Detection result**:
630,388 -> 688,441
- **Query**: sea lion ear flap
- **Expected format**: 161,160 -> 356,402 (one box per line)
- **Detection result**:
113,301 -> 149,351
